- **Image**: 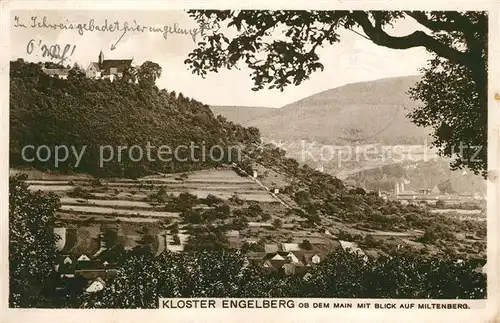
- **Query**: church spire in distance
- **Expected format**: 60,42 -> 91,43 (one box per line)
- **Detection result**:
98,49 -> 104,65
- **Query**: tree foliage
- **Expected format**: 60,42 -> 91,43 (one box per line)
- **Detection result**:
184,225 -> 230,251
409,55 -> 487,176
68,63 -> 85,79
9,174 -> 60,307
185,10 -> 487,175
137,61 -> 163,87
254,144 -> 485,244
79,248 -> 485,308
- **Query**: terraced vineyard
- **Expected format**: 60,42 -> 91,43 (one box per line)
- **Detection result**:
22,168 -> 277,202
12,167 -> 287,255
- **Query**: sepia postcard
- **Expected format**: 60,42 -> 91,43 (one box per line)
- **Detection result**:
1,1 -> 499,322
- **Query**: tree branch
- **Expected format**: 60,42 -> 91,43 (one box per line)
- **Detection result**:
352,12 -> 473,69
404,11 -> 457,32
405,11 -> 484,56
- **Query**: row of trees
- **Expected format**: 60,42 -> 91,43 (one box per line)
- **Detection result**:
77,248 -> 486,308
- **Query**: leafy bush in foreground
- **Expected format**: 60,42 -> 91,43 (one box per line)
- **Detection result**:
9,174 -> 60,308
79,249 -> 485,308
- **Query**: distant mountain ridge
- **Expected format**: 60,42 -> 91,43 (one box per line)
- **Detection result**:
212,76 -> 430,145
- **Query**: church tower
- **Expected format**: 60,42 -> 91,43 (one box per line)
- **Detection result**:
98,50 -> 104,65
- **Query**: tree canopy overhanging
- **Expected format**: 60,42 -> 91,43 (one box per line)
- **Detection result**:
184,10 -> 488,177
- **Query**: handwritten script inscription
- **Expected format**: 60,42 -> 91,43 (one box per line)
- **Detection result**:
14,16 -> 209,50
26,39 -> 76,65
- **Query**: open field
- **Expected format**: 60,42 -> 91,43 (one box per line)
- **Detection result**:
59,205 -> 180,218
92,192 -> 150,200
60,197 -> 156,209
115,217 -> 160,223
29,185 -> 74,191
429,209 -> 482,215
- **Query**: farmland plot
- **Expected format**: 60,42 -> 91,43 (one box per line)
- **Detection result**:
59,205 -> 180,218
60,197 -> 155,209
29,185 -> 74,192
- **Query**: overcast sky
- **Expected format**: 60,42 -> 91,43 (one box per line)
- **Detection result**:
11,10 -> 432,108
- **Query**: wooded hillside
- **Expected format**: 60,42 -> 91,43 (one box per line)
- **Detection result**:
10,59 -> 261,178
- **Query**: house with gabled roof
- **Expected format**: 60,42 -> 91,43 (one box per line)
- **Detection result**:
262,260 -> 278,273
339,240 -> 368,262
77,254 -> 91,262
302,252 -> 322,265
56,254 -> 73,265
291,251 -> 325,266
86,50 -> 133,82
263,252 -> 284,262
277,251 -> 300,264
267,259 -> 287,270
42,68 -> 70,79
85,277 -> 106,293
469,258 -> 487,275
481,262 -> 487,275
